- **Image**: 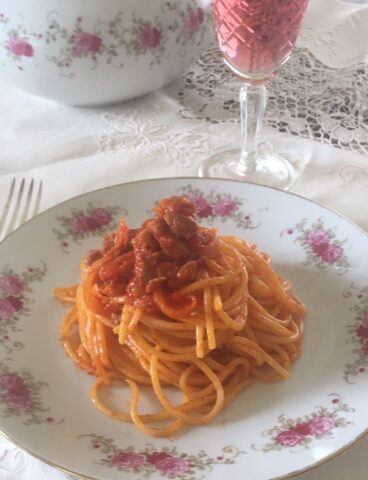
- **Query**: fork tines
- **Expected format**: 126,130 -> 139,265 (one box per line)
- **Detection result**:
0,177 -> 43,241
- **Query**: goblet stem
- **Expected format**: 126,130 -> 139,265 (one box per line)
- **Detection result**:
199,76 -> 297,190
237,83 -> 267,176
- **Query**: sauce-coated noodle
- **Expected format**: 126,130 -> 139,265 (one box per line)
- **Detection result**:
54,197 -> 305,437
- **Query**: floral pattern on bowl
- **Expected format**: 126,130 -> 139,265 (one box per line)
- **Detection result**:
0,359 -> 62,425
343,283 -> 368,383
81,434 -> 245,479
178,184 -> 260,230
1,13 -> 41,71
0,1 -> 208,76
0,263 -> 47,353
53,203 -> 122,252
281,218 -> 350,273
253,394 -> 354,452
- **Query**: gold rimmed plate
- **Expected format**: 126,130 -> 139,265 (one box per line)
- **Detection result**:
0,178 -> 367,480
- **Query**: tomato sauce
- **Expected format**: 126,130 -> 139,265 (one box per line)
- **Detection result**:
92,196 -> 218,315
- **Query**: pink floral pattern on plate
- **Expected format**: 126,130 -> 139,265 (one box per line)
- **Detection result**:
342,284 -> 368,383
178,184 -> 260,230
0,263 -> 47,353
282,218 -> 350,273
81,434 -> 245,478
0,360 -> 62,425
53,203 -> 122,252
252,394 -> 354,452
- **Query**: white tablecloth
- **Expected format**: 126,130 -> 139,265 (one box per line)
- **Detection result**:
0,0 -> 367,479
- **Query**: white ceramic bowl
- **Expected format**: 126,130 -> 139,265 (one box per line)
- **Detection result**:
0,0 -> 211,106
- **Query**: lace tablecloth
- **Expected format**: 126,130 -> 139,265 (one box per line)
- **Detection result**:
0,0 -> 367,479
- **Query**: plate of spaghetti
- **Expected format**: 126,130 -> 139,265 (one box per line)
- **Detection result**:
0,178 -> 367,480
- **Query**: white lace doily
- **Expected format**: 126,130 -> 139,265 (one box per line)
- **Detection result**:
176,46 -> 368,156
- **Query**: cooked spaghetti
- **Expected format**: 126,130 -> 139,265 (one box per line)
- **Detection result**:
54,196 -> 305,437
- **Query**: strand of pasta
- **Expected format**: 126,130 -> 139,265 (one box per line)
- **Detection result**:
56,234 -> 306,437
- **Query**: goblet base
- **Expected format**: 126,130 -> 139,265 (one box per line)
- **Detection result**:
199,143 -> 299,191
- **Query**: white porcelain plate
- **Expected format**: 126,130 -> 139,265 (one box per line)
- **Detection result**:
0,178 -> 367,480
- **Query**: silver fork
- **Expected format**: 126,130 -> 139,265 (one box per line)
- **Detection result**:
0,178 -> 43,242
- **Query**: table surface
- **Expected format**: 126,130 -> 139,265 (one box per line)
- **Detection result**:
0,1 -> 367,479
